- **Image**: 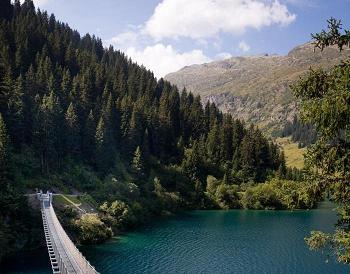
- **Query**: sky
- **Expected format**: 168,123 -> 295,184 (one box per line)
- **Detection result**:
30,0 -> 350,78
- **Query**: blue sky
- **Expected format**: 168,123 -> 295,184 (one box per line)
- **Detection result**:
32,0 -> 350,78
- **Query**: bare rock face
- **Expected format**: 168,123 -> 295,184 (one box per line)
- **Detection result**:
165,43 -> 350,134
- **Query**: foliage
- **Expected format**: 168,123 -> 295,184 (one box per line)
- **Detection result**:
99,200 -> 135,231
241,182 -> 281,209
153,177 -> 182,212
132,146 -> 144,176
275,137 -> 306,170
305,230 -> 350,264
205,176 -> 240,209
241,179 -> 320,210
0,0 -> 284,187
281,115 -> 317,148
74,214 -> 112,244
293,18 -> 350,264
0,0 -> 291,260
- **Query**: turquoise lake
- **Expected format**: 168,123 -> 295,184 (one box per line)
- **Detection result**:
3,206 -> 350,274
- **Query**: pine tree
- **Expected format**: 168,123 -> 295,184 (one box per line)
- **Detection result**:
220,116 -> 233,163
34,91 -> 63,172
60,69 -> 72,109
206,120 -> 221,166
80,70 -> 94,115
0,113 -> 9,183
23,65 -> 37,144
238,127 -> 256,182
0,69 -> 12,117
0,0 -> 13,20
7,75 -> 25,147
95,115 -> 114,173
126,105 -> 142,153
82,109 -> 96,163
65,102 -> 80,157
141,128 -> 151,162
132,146 -> 144,176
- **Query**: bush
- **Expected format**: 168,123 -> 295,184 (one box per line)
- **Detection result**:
241,179 -> 320,210
99,200 -> 136,231
241,183 -> 281,209
74,214 -> 112,244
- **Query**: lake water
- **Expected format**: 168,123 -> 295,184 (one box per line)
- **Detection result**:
3,205 -> 350,274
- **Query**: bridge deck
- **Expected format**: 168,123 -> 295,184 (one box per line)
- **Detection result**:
40,193 -> 99,274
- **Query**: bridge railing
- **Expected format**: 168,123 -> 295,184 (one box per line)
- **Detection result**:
39,192 -> 99,274
48,205 -> 98,274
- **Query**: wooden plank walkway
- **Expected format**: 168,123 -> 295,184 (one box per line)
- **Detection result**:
39,192 -> 99,274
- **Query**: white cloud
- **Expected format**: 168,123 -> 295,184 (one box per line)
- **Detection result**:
215,52 -> 233,60
125,44 -> 211,78
238,41 -> 251,52
106,31 -> 139,50
34,0 -> 49,6
145,0 -> 296,40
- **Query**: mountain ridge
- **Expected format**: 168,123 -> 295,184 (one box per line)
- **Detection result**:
165,42 -> 350,134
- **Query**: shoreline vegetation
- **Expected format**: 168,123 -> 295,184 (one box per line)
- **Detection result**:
0,0 -> 349,269
0,0 -> 297,262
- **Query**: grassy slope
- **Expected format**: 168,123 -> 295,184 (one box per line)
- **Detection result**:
276,137 -> 306,169
165,44 -> 350,133
53,194 -> 96,213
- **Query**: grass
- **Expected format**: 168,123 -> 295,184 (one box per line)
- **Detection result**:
54,194 -> 81,206
53,194 -> 97,213
53,194 -> 71,206
64,195 -> 81,205
276,137 -> 306,169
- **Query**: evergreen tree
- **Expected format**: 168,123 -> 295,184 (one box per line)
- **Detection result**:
7,75 -> 25,147
206,120 -> 221,166
0,114 -> 9,183
0,0 -> 13,20
95,115 -> 114,173
132,146 -> 144,176
82,109 -> 96,163
295,18 -> 350,264
126,105 -> 142,153
0,69 -> 12,118
65,102 -> 80,157
34,91 -> 63,172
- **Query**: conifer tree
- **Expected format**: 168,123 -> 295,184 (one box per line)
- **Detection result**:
65,102 -> 80,157
0,69 -> 12,117
0,113 -> 9,183
127,106 -> 142,153
82,109 -> 96,162
132,146 -> 144,176
0,0 -> 13,20
34,91 -> 63,172
60,69 -> 72,109
206,120 -> 221,166
7,75 -> 25,146
95,115 -> 114,172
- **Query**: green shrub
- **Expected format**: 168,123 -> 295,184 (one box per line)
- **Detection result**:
74,214 -> 112,244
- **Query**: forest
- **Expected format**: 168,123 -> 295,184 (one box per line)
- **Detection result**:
281,115 -> 317,148
0,0 -> 324,263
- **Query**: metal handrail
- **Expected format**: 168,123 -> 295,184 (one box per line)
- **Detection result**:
39,192 -> 99,274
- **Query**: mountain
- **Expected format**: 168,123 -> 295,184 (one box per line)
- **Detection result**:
0,0 -> 290,261
165,43 -> 350,134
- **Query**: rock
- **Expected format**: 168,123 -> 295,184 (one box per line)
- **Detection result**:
165,43 -> 350,134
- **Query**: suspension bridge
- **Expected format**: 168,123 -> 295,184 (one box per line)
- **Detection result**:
38,191 -> 99,274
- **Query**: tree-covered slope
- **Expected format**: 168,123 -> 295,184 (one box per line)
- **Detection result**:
0,0 -> 341,265
0,0 -> 309,262
165,42 -> 350,134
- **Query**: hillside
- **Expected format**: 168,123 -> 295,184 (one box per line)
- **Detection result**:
0,0 -> 294,261
165,43 -> 350,134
